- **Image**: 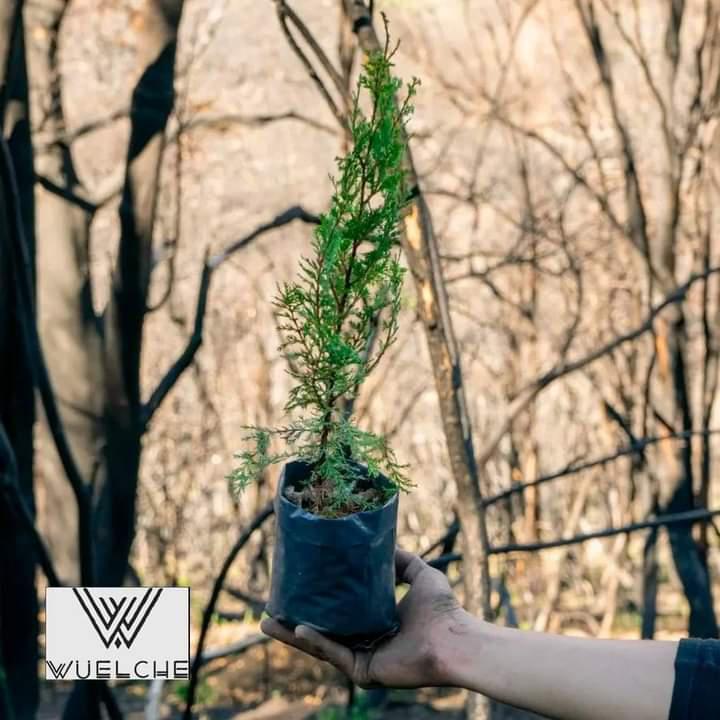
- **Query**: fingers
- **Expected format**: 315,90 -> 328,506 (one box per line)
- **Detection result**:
261,618 -> 355,678
395,548 -> 430,584
295,625 -> 355,677
261,618 -> 312,655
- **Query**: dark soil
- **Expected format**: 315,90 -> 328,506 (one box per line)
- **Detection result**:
284,477 -> 387,518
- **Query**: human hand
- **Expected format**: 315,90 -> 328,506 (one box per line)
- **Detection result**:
261,548 -> 469,688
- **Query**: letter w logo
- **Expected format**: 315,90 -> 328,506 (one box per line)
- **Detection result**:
74,588 -> 163,650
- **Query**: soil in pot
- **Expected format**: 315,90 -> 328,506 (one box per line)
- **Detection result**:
283,465 -> 392,518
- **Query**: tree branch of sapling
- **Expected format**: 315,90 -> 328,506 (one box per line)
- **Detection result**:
318,63 -> 384,447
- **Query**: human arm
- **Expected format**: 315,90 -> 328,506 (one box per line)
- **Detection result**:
262,549 -> 680,720
438,612 -> 676,720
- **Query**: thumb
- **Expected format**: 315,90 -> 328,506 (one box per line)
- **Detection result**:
294,625 -> 355,677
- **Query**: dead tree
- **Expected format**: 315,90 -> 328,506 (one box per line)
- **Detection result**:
0,2 -> 38,717
27,0 -> 102,583
91,0 -> 186,587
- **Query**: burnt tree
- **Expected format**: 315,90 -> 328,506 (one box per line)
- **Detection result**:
0,2 -> 38,718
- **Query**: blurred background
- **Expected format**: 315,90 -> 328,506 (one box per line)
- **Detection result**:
1,0 -> 719,718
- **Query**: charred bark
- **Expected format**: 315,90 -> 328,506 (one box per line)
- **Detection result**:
94,0 -> 185,587
27,0 -> 102,585
0,3 -> 38,717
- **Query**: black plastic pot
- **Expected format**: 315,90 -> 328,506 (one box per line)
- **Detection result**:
266,460 -> 400,648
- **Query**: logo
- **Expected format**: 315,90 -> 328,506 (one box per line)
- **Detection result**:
73,587 -> 163,650
46,587 -> 189,681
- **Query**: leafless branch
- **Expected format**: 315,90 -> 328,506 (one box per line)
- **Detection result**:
182,503 -> 274,720
142,205 -> 320,427
574,0 -> 651,260
35,171 -> 97,214
429,507 -> 720,564
181,109 -> 337,136
474,265 -> 720,470
492,506 -> 720,555
274,0 -> 349,131
0,423 -> 61,586
483,428 -> 720,508
531,265 -> 720,391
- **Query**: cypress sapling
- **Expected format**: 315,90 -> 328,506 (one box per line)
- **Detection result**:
229,30 -> 418,519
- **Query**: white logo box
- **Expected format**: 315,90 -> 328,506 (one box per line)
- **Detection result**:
46,587 -> 190,680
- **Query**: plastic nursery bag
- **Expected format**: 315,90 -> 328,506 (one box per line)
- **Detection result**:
266,460 -> 400,649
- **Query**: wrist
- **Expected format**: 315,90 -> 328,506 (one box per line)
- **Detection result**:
432,610 -> 493,688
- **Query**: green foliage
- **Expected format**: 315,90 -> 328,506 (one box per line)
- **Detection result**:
316,703 -> 378,720
228,28 -> 418,515
173,677 -> 214,706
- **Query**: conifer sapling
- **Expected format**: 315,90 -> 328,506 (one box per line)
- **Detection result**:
229,30 -> 418,518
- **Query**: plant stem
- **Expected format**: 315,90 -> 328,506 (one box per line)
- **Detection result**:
318,73 -> 382,457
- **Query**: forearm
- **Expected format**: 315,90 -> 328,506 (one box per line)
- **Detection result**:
438,613 -> 677,720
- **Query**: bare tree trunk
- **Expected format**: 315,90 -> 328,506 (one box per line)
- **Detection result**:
28,0 -> 185,593
654,312 -> 717,638
27,0 -> 103,585
0,3 -> 38,717
641,524 -> 659,639
94,0 -> 185,586
653,0 -> 717,639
